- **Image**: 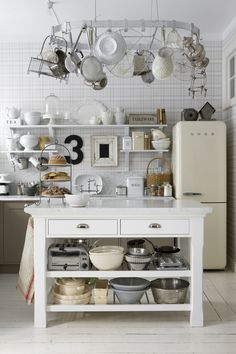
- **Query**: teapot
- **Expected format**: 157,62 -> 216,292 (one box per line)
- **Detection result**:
151,128 -> 166,141
6,106 -> 21,119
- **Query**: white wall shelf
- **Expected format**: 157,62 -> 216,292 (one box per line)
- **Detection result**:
5,124 -> 167,129
47,270 -> 191,278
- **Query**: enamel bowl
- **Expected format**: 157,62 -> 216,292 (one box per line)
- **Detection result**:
64,193 -> 89,207
19,133 -> 39,151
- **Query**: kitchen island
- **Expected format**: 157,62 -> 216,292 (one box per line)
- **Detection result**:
24,198 -> 211,328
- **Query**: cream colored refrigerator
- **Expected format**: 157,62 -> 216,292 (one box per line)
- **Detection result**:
172,121 -> 227,269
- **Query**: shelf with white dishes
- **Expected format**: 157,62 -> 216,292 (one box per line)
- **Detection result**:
4,123 -> 167,130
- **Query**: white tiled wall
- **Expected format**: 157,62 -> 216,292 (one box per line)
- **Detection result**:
0,40 -> 222,194
223,28 -> 236,269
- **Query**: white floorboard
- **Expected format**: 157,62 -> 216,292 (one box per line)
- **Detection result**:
1,272 -> 236,353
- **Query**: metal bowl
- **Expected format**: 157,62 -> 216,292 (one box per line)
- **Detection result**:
126,261 -> 150,271
127,247 -> 150,256
112,288 -> 148,304
151,278 -> 189,304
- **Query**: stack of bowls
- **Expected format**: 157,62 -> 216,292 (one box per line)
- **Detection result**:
23,112 -> 42,125
125,247 -> 152,270
110,277 -> 150,304
53,278 -> 91,305
89,245 -> 124,270
151,138 -> 171,150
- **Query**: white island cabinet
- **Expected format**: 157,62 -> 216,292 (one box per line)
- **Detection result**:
24,198 -> 211,328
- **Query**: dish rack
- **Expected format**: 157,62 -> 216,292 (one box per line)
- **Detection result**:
27,35 -> 69,82
146,157 -> 172,187
38,142 -> 72,205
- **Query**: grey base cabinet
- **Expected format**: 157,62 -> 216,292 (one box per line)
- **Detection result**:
0,202 -> 30,272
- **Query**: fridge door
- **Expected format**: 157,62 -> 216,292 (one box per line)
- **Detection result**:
172,121 -> 226,202
203,202 -> 226,269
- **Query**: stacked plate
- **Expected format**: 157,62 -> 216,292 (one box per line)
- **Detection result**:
110,277 -> 150,304
53,278 -> 91,305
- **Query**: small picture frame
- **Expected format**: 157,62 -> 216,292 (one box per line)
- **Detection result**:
91,136 -> 118,167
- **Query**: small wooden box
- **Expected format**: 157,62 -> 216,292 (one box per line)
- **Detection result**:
128,114 -> 157,125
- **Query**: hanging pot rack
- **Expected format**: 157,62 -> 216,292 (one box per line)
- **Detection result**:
51,19 -> 200,50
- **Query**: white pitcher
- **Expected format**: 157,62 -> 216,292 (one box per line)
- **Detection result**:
6,106 -> 21,119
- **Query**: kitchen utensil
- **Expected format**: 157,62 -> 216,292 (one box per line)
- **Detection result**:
144,238 -> 180,254
92,74 -> 108,90
126,261 -> 150,271
19,133 -> 39,151
181,108 -> 199,121
94,30 -> 127,65
150,129 -> 166,140
199,102 -> 216,120
29,156 -> 40,168
107,50 -> 134,78
89,245 -> 124,270
151,139 -> 170,150
115,185 -> 127,196
50,48 -> 69,77
23,112 -> 41,125
65,29 -> 84,73
0,174 -> 11,183
127,239 -> 146,248
75,174 -> 103,194
146,157 -> 172,187
166,27 -> 182,49
0,184 -> 9,195
141,70 -> 155,84
64,193 -> 89,207
115,107 -> 126,124
75,100 -> 107,125
6,106 -> 21,119
22,184 -> 37,196
17,158 -> 29,170
55,278 -> 85,295
80,27 -> 104,83
89,116 -> 102,125
127,247 -> 150,256
109,277 -> 150,291
112,288 -> 147,304
127,177 -> 144,196
153,254 -> 189,270
5,137 -> 17,151
101,109 -> 114,125
151,278 -> 189,304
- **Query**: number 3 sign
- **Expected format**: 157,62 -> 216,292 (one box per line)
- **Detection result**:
64,135 -> 84,165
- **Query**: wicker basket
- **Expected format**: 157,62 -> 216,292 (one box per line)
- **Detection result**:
146,157 -> 172,187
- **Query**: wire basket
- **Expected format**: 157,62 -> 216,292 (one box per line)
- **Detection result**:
27,35 -> 69,82
146,157 -> 172,187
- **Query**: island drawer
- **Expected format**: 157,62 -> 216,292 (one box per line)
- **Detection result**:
48,219 -> 118,236
120,219 -> 189,235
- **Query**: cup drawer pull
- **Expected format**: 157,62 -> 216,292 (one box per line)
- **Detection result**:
149,223 -> 161,229
76,223 -> 89,229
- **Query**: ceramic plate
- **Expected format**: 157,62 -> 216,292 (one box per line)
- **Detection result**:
74,174 -> 103,194
75,100 -> 107,125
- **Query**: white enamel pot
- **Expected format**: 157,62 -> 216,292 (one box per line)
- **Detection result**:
152,47 -> 173,80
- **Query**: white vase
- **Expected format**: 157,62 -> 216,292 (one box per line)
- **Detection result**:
152,47 -> 173,80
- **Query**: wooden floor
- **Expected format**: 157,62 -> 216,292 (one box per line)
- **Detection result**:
1,272 -> 236,353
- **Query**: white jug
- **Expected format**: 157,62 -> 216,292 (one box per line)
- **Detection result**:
101,109 -> 114,125
6,106 -> 21,119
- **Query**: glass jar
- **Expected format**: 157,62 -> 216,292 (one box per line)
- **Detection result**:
150,184 -> 157,196
45,93 -> 60,117
144,133 -> 151,150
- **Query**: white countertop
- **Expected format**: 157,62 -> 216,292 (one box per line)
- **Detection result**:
24,198 -> 212,218
0,195 -> 40,201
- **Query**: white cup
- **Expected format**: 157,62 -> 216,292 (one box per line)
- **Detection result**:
0,173 -> 10,182
115,107 -> 126,124
5,137 -> 17,151
89,116 -> 101,125
29,156 -> 40,168
101,110 -> 114,125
